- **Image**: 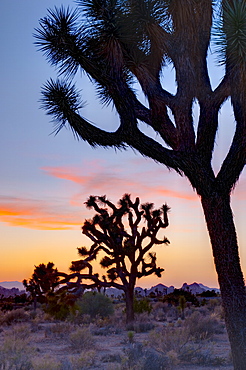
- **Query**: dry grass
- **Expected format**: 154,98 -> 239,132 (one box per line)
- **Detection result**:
0,301 -> 233,370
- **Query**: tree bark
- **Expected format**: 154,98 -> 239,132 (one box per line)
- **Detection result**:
201,193 -> 246,369
125,286 -> 135,324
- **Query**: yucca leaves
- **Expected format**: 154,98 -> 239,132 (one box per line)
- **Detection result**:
213,0 -> 246,70
40,79 -> 83,134
34,6 -> 84,76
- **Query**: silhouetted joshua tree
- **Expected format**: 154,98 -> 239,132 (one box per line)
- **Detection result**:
23,262 -> 60,309
36,1 -> 246,367
61,194 -> 170,323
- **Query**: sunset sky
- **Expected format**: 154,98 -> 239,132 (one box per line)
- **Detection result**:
1,1 -> 245,289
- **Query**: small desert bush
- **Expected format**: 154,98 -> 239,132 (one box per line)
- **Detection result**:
32,355 -> 61,370
103,303 -> 125,331
152,301 -> 168,322
0,308 -> 29,325
133,298 -> 152,314
122,342 -> 169,370
67,350 -> 96,368
127,321 -> 155,333
45,322 -> 74,339
165,306 -> 179,322
184,311 -> 224,340
126,312 -> 155,333
149,325 -> 190,355
69,327 -> 95,350
29,308 -> 46,323
76,292 -> 114,320
0,324 -> 33,369
149,318 -> 226,366
43,293 -> 72,321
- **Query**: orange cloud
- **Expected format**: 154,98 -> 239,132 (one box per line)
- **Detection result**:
0,196 -> 82,230
41,166 -> 139,203
155,188 -> 197,201
0,165 -> 199,230
42,166 -> 89,185
42,166 -> 197,202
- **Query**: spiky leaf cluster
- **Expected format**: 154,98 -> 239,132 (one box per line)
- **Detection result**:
34,6 -> 83,76
213,0 -> 246,70
40,79 -> 83,134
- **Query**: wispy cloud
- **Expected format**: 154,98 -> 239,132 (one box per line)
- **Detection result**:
154,188 -> 197,201
0,196 -> 82,230
42,165 -> 197,202
0,165 -> 198,230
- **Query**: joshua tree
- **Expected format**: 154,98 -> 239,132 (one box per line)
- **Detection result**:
36,0 -> 246,367
23,262 -> 60,308
65,194 -> 170,323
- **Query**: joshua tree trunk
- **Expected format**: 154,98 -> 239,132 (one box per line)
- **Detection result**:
201,193 -> 246,369
125,285 -> 135,324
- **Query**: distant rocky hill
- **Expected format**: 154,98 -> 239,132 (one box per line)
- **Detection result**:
0,281 -> 24,290
0,281 -> 219,299
0,286 -> 25,298
181,282 -> 220,294
105,282 -> 219,298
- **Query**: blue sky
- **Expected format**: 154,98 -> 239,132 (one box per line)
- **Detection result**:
0,1 -> 245,288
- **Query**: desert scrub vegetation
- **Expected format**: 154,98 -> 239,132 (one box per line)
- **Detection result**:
0,308 -> 29,326
0,294 -> 231,369
184,311 -> 224,340
31,351 -> 96,370
126,312 -> 155,333
69,327 -> 95,351
0,324 -> 34,369
76,291 -> 114,320
121,342 -> 176,370
44,322 -> 74,339
148,311 -> 227,366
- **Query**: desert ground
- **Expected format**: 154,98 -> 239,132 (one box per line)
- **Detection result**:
0,295 -> 234,370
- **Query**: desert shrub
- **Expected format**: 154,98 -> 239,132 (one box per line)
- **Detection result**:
127,331 -> 135,343
184,311 -> 224,340
163,289 -> 199,307
135,321 -> 155,333
67,350 -> 96,368
149,320 -> 227,366
0,324 -> 33,369
33,351 -> 96,370
90,323 -> 121,336
165,305 -> 179,322
69,327 -> 95,350
133,298 -> 152,314
122,342 -> 169,370
0,308 -> 29,325
106,364 -> 121,370
105,303 -> 126,330
126,312 -> 155,333
152,302 -> 169,322
149,325 -> 191,355
207,298 -> 224,318
127,320 -> 155,333
9,323 -> 31,340
149,326 -> 201,367
76,292 -> 114,319
101,353 -> 122,363
43,292 -> 73,321
32,355 -> 61,370
200,289 -> 218,297
45,322 -> 74,339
